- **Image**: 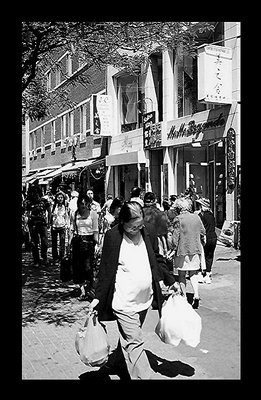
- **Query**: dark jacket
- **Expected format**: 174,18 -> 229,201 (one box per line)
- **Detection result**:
198,210 -> 217,240
94,222 -> 164,322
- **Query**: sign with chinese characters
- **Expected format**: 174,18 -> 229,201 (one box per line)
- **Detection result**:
226,128 -> 236,189
197,44 -> 232,104
90,94 -> 112,136
143,111 -> 162,149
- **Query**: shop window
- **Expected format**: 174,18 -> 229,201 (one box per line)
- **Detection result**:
117,74 -> 139,133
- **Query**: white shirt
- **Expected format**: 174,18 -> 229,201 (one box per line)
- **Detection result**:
112,233 -> 153,313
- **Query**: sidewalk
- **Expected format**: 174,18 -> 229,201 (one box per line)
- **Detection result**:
22,242 -> 240,380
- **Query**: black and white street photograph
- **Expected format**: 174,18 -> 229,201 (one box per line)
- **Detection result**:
21,21 -> 241,381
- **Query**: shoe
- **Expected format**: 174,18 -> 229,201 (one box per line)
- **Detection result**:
192,298 -> 199,309
85,288 -> 95,300
78,288 -> 88,300
197,272 -> 204,283
99,364 -> 131,381
204,274 -> 212,284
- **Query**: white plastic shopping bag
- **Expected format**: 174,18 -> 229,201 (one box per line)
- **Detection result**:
75,311 -> 110,367
155,294 -> 202,347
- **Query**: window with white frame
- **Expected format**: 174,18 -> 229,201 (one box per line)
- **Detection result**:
117,74 -> 139,133
46,71 -> 51,92
29,132 -> 34,155
51,120 -> 56,151
41,126 -> 45,153
176,22 -> 224,117
80,104 -> 86,139
61,115 -> 66,145
69,111 -> 74,137
66,54 -> 72,76
55,64 -> 61,87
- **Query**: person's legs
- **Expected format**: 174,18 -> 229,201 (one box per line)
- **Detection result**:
30,224 -> 40,265
178,270 -> 187,298
40,225 -> 48,262
59,228 -> 66,260
189,270 -> 199,298
189,270 -> 200,308
204,238 -> 217,282
114,309 -> 151,379
51,229 -> 59,262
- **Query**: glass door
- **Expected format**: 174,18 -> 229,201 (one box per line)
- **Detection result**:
186,162 -> 208,198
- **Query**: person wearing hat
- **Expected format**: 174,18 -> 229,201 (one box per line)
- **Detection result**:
196,197 -> 217,284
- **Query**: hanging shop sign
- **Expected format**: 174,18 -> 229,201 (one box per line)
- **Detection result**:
162,105 -> 229,147
90,94 -> 113,136
143,111 -> 162,149
197,44 -> 232,104
226,128 -> 236,189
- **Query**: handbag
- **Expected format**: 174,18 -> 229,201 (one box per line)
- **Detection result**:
155,293 -> 202,348
75,310 -> 110,367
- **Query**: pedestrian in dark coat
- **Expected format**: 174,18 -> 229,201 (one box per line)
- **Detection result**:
196,197 -> 217,284
88,201 -> 165,380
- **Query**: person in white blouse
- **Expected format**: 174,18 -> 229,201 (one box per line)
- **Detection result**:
69,193 -> 99,301
88,201 -> 166,380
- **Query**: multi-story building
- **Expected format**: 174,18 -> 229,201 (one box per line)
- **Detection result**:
23,48 -> 108,204
105,22 -> 241,229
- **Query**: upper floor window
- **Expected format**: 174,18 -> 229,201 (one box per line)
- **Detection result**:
117,74 -> 140,133
80,104 -> 87,139
41,126 -> 45,152
176,22 -> 224,117
51,120 -> 56,151
149,52 -> 163,122
46,71 -> 51,92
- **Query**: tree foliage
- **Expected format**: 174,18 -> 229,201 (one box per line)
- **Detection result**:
22,21 -> 214,121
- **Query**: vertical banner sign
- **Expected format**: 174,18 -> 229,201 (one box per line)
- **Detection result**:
226,128 -> 236,189
143,111 -> 155,148
197,44 -> 232,104
143,111 -> 162,149
90,94 -> 112,136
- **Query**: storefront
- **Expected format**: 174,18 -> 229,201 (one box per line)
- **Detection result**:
160,104 -> 235,228
105,128 -> 148,200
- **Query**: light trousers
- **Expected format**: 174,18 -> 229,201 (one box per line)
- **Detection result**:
113,308 -> 152,380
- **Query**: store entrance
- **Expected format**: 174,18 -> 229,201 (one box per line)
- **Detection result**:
186,162 -> 208,198
186,141 -> 225,229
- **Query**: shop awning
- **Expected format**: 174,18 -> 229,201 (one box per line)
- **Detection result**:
23,167 -> 61,185
44,159 -> 99,180
106,151 -> 146,166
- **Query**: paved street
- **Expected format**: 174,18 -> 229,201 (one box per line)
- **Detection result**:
22,241 -> 240,380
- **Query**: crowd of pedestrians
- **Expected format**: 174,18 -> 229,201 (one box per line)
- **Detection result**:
22,184 -> 217,295
22,183 -> 218,380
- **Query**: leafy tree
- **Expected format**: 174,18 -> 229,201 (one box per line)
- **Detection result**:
22,21 -> 214,121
